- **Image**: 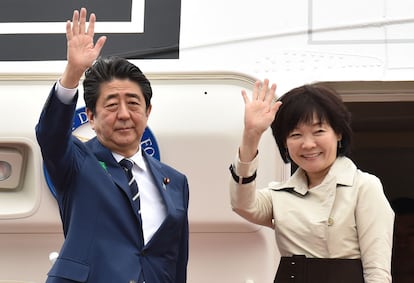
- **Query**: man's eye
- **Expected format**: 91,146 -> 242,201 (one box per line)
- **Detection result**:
127,101 -> 141,110
105,103 -> 118,111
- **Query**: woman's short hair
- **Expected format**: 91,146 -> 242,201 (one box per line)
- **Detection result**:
271,83 -> 352,163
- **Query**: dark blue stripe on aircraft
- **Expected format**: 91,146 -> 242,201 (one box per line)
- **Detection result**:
0,0 -> 131,22
0,0 -> 180,60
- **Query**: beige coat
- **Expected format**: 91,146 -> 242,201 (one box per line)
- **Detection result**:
230,156 -> 394,283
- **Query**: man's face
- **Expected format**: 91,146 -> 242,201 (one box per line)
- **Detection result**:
87,78 -> 151,157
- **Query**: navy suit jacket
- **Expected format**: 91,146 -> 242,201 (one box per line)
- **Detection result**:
36,87 -> 189,283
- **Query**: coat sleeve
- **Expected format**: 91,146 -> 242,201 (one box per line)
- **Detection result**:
229,153 -> 274,228
355,172 -> 394,283
35,85 -> 81,193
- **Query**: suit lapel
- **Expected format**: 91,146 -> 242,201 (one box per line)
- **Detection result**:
86,139 -> 176,243
144,154 -> 177,213
86,138 -> 130,196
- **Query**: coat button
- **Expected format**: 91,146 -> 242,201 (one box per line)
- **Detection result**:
328,217 -> 334,226
129,280 -> 137,283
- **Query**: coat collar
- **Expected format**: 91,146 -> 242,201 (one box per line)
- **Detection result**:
270,156 -> 357,195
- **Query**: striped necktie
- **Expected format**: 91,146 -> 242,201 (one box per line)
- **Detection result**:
119,159 -> 145,281
119,158 -> 141,217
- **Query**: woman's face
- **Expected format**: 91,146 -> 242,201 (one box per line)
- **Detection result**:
286,116 -> 341,187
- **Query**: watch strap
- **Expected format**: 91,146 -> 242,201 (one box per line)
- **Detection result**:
229,164 -> 257,184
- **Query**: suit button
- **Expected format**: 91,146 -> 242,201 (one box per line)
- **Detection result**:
328,217 -> 334,226
129,280 -> 137,283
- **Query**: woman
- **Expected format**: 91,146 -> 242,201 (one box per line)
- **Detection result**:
229,79 -> 394,282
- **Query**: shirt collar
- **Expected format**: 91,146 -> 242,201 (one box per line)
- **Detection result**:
113,148 -> 147,172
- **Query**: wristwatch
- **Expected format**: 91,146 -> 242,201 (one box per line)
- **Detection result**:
229,164 -> 257,184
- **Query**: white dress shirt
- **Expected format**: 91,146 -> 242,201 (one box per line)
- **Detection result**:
113,152 -> 167,245
230,155 -> 394,283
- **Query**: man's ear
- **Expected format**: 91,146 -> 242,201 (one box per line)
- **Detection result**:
146,104 -> 152,117
86,108 -> 95,130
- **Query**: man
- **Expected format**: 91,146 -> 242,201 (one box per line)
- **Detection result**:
36,8 -> 189,283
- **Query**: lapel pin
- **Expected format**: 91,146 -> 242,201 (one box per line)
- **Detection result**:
98,161 -> 107,171
163,177 -> 170,190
